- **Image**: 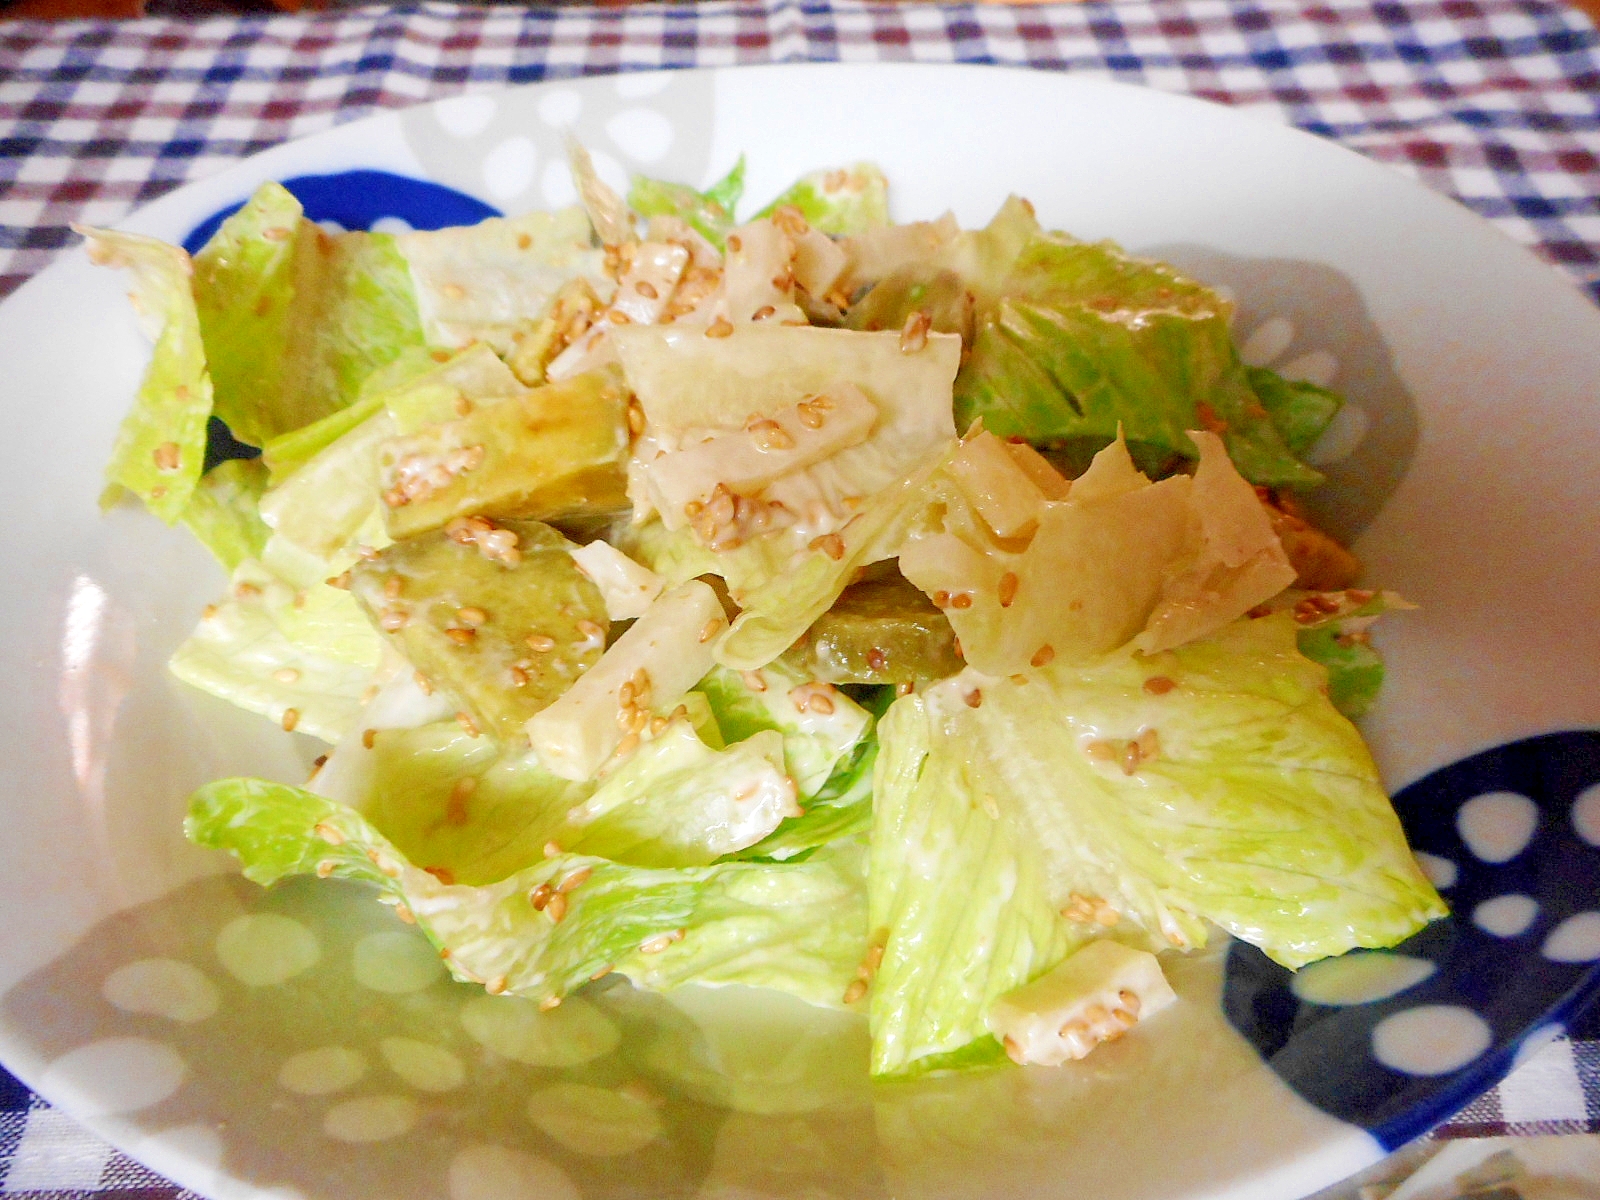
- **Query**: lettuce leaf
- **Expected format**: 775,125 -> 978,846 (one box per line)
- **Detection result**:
186,776 -> 868,1009
753,164 -> 891,236
192,182 -> 425,446
168,560 -> 385,743
81,227 -> 214,523
628,157 -> 746,251
850,199 -> 1323,488
180,458 -> 271,571
396,207 -> 609,354
863,613 -> 1445,1074
869,691 -> 1081,1076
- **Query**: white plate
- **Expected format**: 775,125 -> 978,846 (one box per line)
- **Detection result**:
2,62 -> 1599,1200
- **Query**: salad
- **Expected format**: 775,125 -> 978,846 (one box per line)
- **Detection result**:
83,147 -> 1445,1079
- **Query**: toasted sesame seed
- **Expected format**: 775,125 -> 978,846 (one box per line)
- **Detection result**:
726,234 -> 743,253
281,708 -> 300,732
529,883 -> 554,910
698,616 -> 723,644
314,822 -> 344,845
899,310 -> 932,353
752,304 -> 777,321
509,665 -> 530,687
457,606 -> 488,627
546,892 -> 568,924
380,608 -> 408,632
414,672 -> 433,695
649,715 -> 668,735
441,283 -> 466,301
998,572 -> 1019,608
627,400 -> 645,436
1031,644 -> 1056,668
843,979 -> 868,1005
516,232 -> 532,250
895,681 -> 914,697
539,995 -> 562,1011
526,633 -> 556,653
273,667 -> 302,684
741,670 -> 767,693
640,933 -> 674,954
964,689 -> 983,709
316,859 -> 336,878
1003,1035 -> 1025,1065
951,592 -> 973,610
445,626 -> 476,645
262,225 -> 291,242
152,441 -> 181,471
705,315 -> 734,338
384,574 -> 404,599
201,603 -> 219,620
932,589 -> 950,608
234,581 -> 262,600
455,711 -> 480,737
558,866 -> 593,893
362,728 -> 377,750
1143,676 -> 1177,695
544,840 -> 563,858
809,533 -> 846,561
576,618 -> 606,640
616,731 -> 640,759
866,647 -> 888,672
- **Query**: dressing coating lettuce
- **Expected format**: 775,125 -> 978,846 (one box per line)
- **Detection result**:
81,227 -> 214,523
187,776 -> 868,1010
866,613 -> 1443,1075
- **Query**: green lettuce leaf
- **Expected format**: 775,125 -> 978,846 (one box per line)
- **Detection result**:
869,692 -> 1081,1076
753,164 -> 891,236
697,661 -> 872,796
628,156 -> 746,250
179,457 -> 270,571
168,560 -> 385,743
850,199 -> 1323,488
394,207 -> 609,354
864,612 -> 1444,1074
736,737 -> 877,863
193,183 -> 425,447
1247,366 -> 1344,458
186,776 -> 868,1009
81,227 -> 214,523
1297,625 -> 1385,719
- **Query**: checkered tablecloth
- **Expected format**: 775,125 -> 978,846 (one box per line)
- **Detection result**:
2,0 -> 1599,1195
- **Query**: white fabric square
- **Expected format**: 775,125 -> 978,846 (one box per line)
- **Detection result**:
1501,1036 -> 1588,1124
3,1107 -> 114,1192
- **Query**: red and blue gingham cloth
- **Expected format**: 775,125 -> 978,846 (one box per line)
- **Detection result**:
1,0 -> 1599,1195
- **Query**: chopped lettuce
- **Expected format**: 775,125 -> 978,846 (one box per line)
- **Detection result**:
753,164 -> 891,236
168,560 -> 384,743
850,198 -> 1324,488
1248,366 -> 1344,458
180,457 -> 271,571
864,612 -> 1444,1073
186,775 -> 868,1009
628,156 -> 746,250
696,660 -> 872,796
394,206 -> 609,354
869,690 -> 1081,1076
192,182 -> 425,447
81,226 -> 214,523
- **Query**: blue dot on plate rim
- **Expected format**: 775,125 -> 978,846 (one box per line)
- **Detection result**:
1221,729 -> 1600,1149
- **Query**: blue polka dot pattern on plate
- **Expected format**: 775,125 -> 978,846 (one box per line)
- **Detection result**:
181,170 -> 502,255
1222,729 -> 1600,1149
